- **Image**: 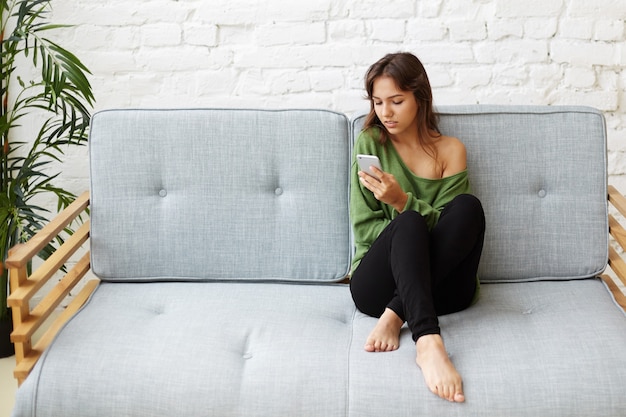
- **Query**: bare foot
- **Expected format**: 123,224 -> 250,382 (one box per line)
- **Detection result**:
415,334 -> 465,403
364,308 -> 403,352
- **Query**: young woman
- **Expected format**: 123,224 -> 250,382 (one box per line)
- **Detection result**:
350,52 -> 485,403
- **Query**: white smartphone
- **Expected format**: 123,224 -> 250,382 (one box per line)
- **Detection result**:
356,154 -> 382,180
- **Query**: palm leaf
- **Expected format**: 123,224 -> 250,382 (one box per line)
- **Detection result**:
1,0 -> 94,321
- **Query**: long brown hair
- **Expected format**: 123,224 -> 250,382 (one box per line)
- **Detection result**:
363,52 -> 441,169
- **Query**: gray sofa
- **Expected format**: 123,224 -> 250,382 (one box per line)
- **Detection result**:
8,106 -> 626,416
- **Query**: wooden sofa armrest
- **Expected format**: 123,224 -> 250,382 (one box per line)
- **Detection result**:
600,185 -> 626,311
5,191 -> 98,386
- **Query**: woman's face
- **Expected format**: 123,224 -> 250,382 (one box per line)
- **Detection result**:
371,75 -> 419,139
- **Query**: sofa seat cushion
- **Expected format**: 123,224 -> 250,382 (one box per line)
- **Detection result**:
14,279 -> 626,417
16,282 -> 356,417
349,278 -> 626,417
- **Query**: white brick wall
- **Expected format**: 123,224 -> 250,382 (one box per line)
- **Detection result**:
34,0 -> 626,194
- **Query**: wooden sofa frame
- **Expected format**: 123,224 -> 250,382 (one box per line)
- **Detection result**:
5,187 -> 626,386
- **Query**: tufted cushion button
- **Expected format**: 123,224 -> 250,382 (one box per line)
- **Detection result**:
274,187 -> 283,196
159,189 -> 167,197
537,189 -> 546,198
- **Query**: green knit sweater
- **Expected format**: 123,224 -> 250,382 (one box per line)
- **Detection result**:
350,127 -> 472,273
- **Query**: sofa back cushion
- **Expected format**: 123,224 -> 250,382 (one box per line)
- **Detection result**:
90,109 -> 351,282
353,105 -> 608,282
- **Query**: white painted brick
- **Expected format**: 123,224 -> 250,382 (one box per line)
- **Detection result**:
550,90 -> 619,112
110,74 -> 163,102
219,25 -> 255,45
72,25 -> 110,50
609,175 -> 626,193
418,0 -> 444,18
598,70 -> 620,94
529,64 -> 564,89
196,0 -> 333,24
134,46 -> 211,72
81,51 -> 137,74
613,131 -> 626,153
334,90 -> 370,115
491,63 -> 529,86
309,70 -> 345,92
448,20 -> 487,41
282,92 -> 335,110
235,69 -> 272,96
256,22 -> 326,46
440,0 -> 489,18
140,24 -> 182,47
267,70 -> 311,94
451,66 -> 492,88
328,20 -> 365,41
194,1 -> 264,25
262,1 -> 332,22
563,68 -> 596,89
49,1 -> 81,23
368,20 -> 406,42
620,72 -> 626,115
474,88 -> 547,105
418,43 -> 475,64
233,46 -> 309,69
594,20 -> 625,41
425,66 -> 453,88
487,19 -> 524,40
194,70 -> 239,95
619,43 -> 626,66
567,0 -> 626,19
558,19 -> 594,40
608,121 -> 626,150
207,48 -> 235,69
134,1 -> 191,24
296,45 -> 364,68
329,2 -> 350,20
474,40 -> 549,64
433,88 -> 479,105
495,0 -> 563,18
90,76 -> 131,109
523,18 -> 558,39
346,72 -> 366,91
406,19 -> 447,41
184,23 -> 219,47
550,40 -> 617,66
110,27 -> 141,50
608,151 -> 626,175
347,0 -> 415,19
60,3 -> 146,26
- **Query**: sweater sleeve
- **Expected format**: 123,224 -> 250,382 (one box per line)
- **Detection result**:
349,132 -> 390,272
401,171 -> 471,228
401,192 -> 439,226
350,157 -> 389,261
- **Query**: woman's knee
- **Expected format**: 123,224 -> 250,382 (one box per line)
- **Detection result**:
452,194 -> 485,225
393,210 -> 428,232
455,193 -> 482,210
381,211 -> 430,253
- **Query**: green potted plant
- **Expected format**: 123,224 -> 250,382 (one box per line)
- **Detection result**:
1,0 -> 94,357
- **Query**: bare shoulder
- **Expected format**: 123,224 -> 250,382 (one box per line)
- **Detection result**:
437,135 -> 467,176
438,135 -> 466,153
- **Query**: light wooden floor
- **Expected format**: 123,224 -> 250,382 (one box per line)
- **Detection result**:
0,355 -> 16,417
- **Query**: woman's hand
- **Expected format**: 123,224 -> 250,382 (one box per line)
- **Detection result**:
358,166 -> 408,213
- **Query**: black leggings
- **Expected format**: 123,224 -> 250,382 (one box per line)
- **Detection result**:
350,194 -> 485,342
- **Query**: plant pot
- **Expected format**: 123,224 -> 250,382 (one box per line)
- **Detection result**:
0,309 -> 15,358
